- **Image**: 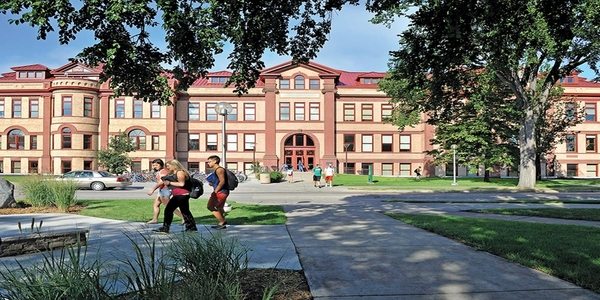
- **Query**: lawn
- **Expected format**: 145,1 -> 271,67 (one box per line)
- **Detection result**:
78,199 -> 286,225
332,174 -> 600,191
469,208 -> 600,221
386,213 -> 600,293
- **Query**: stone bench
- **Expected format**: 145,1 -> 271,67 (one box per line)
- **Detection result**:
0,229 -> 89,257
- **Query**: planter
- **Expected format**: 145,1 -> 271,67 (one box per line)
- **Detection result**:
0,229 -> 89,257
259,173 -> 271,184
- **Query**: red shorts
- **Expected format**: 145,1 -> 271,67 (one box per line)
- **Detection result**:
208,191 -> 229,211
325,176 -> 333,181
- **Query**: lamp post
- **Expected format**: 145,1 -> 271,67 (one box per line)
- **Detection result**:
343,143 -> 350,174
451,144 -> 458,186
215,102 -> 233,166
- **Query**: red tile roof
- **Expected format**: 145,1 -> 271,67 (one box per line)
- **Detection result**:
0,72 -> 16,81
192,71 -> 265,87
11,64 -> 49,71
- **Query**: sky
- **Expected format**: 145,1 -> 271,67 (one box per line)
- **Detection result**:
0,4 -> 408,75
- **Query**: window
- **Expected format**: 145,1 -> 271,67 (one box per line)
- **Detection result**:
226,162 -> 238,171
244,103 -> 256,121
382,163 -> 393,176
188,162 -> 200,172
585,103 -> 596,122
8,129 -> 24,149
206,133 -> 217,151
279,79 -> 290,89
586,135 -> 596,152
30,135 -> 37,150
362,135 -> 373,152
382,135 -> 393,152
18,71 -> 44,79
152,101 -> 161,118
279,102 -> 290,120
400,135 -> 411,151
227,103 -> 237,121
133,99 -> 143,118
129,129 -> 146,150
361,104 -> 373,121
566,134 -> 576,152
62,96 -> 72,116
345,162 -> 355,174
294,103 -> 305,120
12,161 -> 21,173
84,160 -> 93,170
567,164 -> 578,177
400,163 -> 411,176
446,163 -> 455,176
84,97 -> 93,117
309,79 -> 320,90
344,104 -> 355,121
29,99 -> 39,118
206,103 -> 217,120
83,134 -> 92,149
361,163 -> 373,175
131,161 -> 142,172
361,78 -> 381,84
294,76 -> 305,89
115,99 -> 125,118
189,134 -> 200,150
309,102 -> 320,120
382,104 -> 393,121
61,127 -> 72,149
343,134 -> 355,151
586,164 -> 597,177
12,99 -> 22,118
209,76 -> 228,83
244,162 -> 254,174
188,102 -> 200,120
227,134 -> 237,151
152,135 -> 159,150
0,99 -> 4,118
244,134 -> 256,151
565,102 -> 576,121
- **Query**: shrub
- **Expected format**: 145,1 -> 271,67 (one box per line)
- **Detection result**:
270,171 -> 284,183
21,176 -> 53,207
49,180 -> 78,212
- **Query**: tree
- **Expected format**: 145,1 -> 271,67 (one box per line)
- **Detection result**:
371,0 -> 600,188
418,70 -> 520,182
0,0 -> 358,103
96,132 -> 135,174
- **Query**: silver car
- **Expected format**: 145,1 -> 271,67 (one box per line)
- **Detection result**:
59,170 -> 132,191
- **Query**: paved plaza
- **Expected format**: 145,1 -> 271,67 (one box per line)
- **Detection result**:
2,173 -> 600,299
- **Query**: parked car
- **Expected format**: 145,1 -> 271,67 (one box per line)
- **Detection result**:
58,170 -> 132,191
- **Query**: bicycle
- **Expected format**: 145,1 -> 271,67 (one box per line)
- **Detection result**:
235,171 -> 248,183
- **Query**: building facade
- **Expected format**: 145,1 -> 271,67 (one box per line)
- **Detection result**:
0,61 -> 598,177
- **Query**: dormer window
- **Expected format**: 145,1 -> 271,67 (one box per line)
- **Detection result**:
209,77 -> 229,83
294,75 -> 305,89
18,71 -> 44,79
361,78 -> 381,84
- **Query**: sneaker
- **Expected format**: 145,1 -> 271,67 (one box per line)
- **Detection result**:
211,224 -> 227,230
184,227 -> 198,232
152,226 -> 170,233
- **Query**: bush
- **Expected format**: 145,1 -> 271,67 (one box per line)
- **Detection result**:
50,180 -> 78,212
21,176 -> 53,207
270,171 -> 284,183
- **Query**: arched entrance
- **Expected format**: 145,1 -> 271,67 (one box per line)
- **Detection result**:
284,134 -> 316,171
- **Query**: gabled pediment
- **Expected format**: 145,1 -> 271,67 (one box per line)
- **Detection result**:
51,61 -> 101,76
260,60 -> 340,78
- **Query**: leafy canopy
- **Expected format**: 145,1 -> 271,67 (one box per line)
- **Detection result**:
96,132 -> 135,174
0,0 -> 359,103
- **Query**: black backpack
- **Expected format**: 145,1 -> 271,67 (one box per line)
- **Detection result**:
223,168 -> 239,191
189,177 -> 204,198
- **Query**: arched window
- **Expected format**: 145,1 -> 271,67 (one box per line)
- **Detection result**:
61,127 -> 72,149
8,129 -> 24,150
284,134 -> 314,147
294,75 -> 305,89
129,129 -> 146,150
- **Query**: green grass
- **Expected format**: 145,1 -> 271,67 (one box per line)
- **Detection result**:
384,199 -> 600,204
386,213 -> 600,293
78,199 -> 286,225
469,208 -> 600,221
333,174 -> 600,191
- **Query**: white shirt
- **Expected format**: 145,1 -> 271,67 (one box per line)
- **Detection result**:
325,167 -> 335,176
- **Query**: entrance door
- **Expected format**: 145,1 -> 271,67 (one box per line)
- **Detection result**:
284,134 -> 316,171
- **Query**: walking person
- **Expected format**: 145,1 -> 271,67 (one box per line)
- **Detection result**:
146,159 -> 183,224
153,160 -> 197,233
414,166 -> 422,180
324,164 -> 335,187
298,160 -> 305,172
286,165 -> 294,183
206,155 -> 229,229
312,164 -> 323,188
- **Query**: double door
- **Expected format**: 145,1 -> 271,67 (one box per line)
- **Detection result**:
284,149 -> 315,171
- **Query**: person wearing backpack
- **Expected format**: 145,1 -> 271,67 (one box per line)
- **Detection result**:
206,155 -> 230,229
152,159 -> 197,233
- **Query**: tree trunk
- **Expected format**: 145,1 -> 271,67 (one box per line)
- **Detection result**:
535,153 -> 542,180
518,106 -> 537,189
484,169 -> 490,182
